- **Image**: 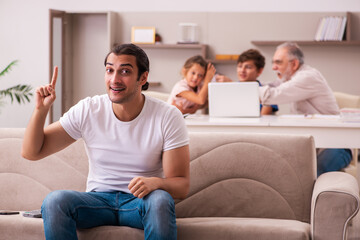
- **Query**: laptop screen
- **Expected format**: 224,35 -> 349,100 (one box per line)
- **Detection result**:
208,82 -> 260,117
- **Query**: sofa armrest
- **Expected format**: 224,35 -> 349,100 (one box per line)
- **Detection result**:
311,172 -> 359,240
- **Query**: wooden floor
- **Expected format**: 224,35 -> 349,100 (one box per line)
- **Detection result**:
347,158 -> 360,240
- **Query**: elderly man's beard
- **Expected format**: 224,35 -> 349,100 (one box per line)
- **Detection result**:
276,65 -> 293,82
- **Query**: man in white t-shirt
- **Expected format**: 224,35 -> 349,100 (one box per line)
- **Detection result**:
21,44 -> 190,240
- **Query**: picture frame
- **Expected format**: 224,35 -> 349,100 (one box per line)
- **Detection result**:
131,27 -> 155,44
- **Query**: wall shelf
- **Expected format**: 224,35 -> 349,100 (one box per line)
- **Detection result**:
251,12 -> 360,47
251,40 -> 360,46
137,43 -> 238,66
136,43 -> 207,58
207,59 -> 237,64
148,81 -> 161,87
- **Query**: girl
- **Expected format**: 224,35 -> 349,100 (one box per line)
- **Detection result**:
168,55 -> 216,114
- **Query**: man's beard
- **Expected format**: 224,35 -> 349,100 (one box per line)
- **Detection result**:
276,65 -> 293,82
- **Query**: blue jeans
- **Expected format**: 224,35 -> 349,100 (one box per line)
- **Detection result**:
41,189 -> 176,240
317,148 -> 352,176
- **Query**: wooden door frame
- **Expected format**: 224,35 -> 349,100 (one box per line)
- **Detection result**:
49,9 -> 66,123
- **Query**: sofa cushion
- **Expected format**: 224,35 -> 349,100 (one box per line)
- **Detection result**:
78,226 -> 144,240
177,217 -> 310,240
0,214 -> 310,240
0,213 -> 144,240
0,213 -> 45,240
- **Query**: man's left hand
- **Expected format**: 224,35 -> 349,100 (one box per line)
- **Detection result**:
128,176 -> 159,198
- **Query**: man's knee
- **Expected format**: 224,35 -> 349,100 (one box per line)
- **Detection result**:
42,190 -> 77,214
146,190 -> 174,205
142,190 -> 175,215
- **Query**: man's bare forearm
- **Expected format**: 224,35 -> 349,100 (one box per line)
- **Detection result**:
156,176 -> 190,200
22,66 -> 61,160
21,108 -> 49,160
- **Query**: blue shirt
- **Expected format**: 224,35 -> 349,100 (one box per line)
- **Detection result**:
257,80 -> 279,113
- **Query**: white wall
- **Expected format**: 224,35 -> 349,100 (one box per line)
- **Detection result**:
1,0 -> 360,127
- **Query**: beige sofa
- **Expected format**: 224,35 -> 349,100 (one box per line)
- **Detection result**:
0,128 -> 359,240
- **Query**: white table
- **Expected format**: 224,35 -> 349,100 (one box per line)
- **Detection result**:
185,114 -> 360,148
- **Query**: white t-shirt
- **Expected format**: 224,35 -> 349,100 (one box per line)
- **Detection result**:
60,94 -> 189,193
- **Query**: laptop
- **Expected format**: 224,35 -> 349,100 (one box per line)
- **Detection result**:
208,82 -> 260,117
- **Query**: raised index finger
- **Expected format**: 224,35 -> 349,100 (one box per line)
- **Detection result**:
51,66 -> 58,88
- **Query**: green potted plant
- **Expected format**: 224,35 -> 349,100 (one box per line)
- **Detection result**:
0,60 -> 32,108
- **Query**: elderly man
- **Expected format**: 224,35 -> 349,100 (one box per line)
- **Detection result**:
259,42 -> 352,176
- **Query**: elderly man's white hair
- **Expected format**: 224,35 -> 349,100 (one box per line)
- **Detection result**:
277,42 -> 304,66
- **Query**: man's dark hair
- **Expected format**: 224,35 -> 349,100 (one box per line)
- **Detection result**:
237,49 -> 265,70
104,43 -> 150,91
